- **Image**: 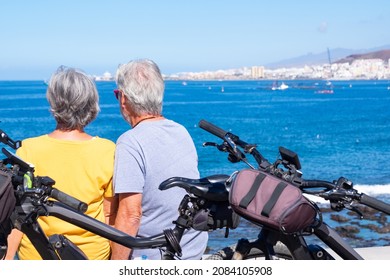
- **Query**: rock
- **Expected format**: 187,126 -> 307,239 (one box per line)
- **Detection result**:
334,225 -> 361,239
330,214 -> 350,223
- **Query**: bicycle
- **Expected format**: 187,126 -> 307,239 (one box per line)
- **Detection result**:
190,119 -> 390,260
0,129 -> 238,260
2,123 -> 390,260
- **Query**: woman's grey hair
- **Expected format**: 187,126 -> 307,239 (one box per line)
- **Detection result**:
115,59 -> 164,115
46,66 -> 100,130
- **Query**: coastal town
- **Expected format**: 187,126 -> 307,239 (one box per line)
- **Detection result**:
167,57 -> 390,81
94,54 -> 390,82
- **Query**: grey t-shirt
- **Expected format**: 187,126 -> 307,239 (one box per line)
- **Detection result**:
114,119 -> 208,259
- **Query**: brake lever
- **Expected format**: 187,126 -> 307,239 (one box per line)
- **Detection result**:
0,129 -> 22,149
345,204 -> 364,219
325,187 -> 364,218
203,141 -> 230,153
223,135 -> 247,161
203,138 -> 255,168
203,142 -> 218,147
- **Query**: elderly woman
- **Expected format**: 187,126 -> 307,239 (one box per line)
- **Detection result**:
5,66 -> 116,260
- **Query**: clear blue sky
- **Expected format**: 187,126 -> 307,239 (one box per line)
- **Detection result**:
1,0 -> 389,80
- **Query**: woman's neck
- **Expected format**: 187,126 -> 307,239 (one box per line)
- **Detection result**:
48,129 -> 93,141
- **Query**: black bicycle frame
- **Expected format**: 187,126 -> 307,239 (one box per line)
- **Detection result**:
313,222 -> 363,259
250,222 -> 363,260
14,200 -> 172,260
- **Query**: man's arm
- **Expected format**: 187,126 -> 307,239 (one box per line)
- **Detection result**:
110,192 -> 142,260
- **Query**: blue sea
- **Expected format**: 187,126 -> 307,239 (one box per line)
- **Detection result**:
1,79 -> 390,253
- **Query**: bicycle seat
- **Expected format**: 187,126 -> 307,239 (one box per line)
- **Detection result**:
159,174 -> 230,202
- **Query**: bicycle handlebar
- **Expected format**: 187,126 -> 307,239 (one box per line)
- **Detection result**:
199,119 -> 390,217
199,119 -> 270,167
359,194 -> 390,215
302,179 -> 390,215
199,119 -> 228,139
10,172 -> 88,213
50,188 -> 88,213
2,145 -> 88,213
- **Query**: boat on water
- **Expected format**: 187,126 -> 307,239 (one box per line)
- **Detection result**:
315,79 -> 334,94
271,81 -> 289,91
315,49 -> 335,94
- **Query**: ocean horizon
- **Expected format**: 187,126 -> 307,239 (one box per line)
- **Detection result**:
1,79 -> 389,253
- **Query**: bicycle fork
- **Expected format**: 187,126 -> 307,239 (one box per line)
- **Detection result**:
233,228 -> 334,260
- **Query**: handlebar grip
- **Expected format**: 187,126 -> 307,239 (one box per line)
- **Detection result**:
360,194 -> 390,215
199,119 -> 228,139
50,188 -> 88,213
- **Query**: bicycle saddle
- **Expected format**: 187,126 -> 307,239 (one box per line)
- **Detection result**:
159,174 -> 230,202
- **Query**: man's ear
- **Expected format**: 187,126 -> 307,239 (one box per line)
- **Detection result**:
120,95 -> 134,117
120,94 -> 127,108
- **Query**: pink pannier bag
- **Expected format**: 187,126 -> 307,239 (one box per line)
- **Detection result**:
229,169 -> 318,234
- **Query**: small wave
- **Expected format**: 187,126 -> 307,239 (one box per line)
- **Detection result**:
0,106 -> 49,112
0,94 -> 46,100
354,183 -> 390,195
304,183 -> 390,205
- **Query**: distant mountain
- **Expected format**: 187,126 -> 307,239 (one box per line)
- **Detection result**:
265,45 -> 390,69
335,49 -> 390,64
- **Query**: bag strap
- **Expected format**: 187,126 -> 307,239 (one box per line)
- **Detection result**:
261,181 -> 288,217
239,172 -> 266,208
